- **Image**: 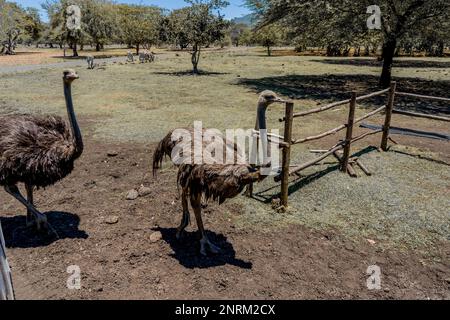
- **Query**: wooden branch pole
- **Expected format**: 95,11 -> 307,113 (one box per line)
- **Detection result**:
341,92 -> 356,172
275,129 -> 382,181
280,102 -> 294,208
355,158 -> 372,176
381,81 -> 397,151
292,105 -> 386,145
396,91 -> 450,102
333,151 -> 357,177
0,221 -> 14,300
392,109 -> 450,122
280,87 -> 390,122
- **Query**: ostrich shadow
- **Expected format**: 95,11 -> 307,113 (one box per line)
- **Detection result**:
154,227 -> 252,270
1,211 -> 88,248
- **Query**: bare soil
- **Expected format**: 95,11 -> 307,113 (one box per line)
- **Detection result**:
1,134 -> 448,300
0,48 -> 449,300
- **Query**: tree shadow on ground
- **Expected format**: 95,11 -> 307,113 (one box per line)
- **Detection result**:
313,58 -> 450,69
237,74 -> 450,115
154,70 -> 229,76
1,211 -> 88,248
154,227 -> 252,270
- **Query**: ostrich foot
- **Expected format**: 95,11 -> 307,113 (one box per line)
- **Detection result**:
200,236 -> 221,256
28,212 -> 59,238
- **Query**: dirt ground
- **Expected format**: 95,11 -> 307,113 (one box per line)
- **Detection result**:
0,132 -> 448,300
0,47 -> 449,299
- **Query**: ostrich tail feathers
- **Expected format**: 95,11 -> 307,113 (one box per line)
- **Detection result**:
152,139 -> 165,177
152,131 -> 174,177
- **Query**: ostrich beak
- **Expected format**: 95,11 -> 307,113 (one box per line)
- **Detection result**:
273,97 -> 287,104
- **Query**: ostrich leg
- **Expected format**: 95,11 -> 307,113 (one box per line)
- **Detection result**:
25,184 -> 34,227
176,190 -> 191,240
4,185 -> 53,235
190,193 -> 220,256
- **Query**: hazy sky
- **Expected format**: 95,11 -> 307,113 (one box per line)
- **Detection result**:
16,0 -> 251,21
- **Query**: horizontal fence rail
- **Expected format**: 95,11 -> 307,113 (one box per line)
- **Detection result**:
396,92 -> 450,102
279,88 -> 390,122
292,105 -> 386,145
275,82 -> 449,209
274,129 -> 382,182
392,109 -> 450,122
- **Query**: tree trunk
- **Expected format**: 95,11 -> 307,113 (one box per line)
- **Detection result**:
267,45 -> 271,56
380,39 -> 396,88
191,44 -> 200,74
72,42 -> 78,57
96,43 -> 101,52
136,43 -> 140,55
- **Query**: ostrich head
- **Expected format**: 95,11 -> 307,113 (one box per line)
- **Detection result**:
256,90 -> 286,130
63,69 -> 79,83
258,90 -> 286,106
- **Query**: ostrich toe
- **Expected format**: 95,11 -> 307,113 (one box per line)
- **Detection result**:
29,212 -> 59,238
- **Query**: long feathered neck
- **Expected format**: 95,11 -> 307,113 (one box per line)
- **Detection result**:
256,100 -> 269,165
64,81 -> 83,159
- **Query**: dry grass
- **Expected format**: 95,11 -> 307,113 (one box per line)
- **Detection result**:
0,46 -> 449,256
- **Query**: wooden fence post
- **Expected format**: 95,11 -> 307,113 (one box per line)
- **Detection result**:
381,81 -> 397,151
0,221 -> 14,300
341,92 -> 356,172
281,102 -> 294,208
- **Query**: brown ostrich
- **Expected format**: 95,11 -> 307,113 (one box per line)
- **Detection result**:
0,69 -> 83,233
153,91 -> 286,255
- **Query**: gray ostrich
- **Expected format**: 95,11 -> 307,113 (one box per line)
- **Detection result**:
153,91 -> 286,255
0,69 -> 83,233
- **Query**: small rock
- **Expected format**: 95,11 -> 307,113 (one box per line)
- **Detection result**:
367,239 -> 376,245
445,278 -> 450,284
150,231 -> 162,243
138,185 -> 152,197
107,151 -> 119,157
105,216 -> 119,224
126,189 -> 139,200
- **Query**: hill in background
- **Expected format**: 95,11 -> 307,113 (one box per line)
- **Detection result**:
231,14 -> 255,26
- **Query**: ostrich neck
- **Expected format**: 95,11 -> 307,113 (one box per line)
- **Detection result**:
255,101 -> 268,130
251,101 -> 270,168
64,82 -> 83,158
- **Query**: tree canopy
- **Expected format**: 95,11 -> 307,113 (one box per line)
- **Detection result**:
246,0 -> 450,86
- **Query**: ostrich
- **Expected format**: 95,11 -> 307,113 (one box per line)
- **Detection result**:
0,69 -> 83,233
153,91 -> 286,255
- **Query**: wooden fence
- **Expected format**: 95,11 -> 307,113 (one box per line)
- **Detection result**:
0,221 -> 14,300
275,82 -> 450,208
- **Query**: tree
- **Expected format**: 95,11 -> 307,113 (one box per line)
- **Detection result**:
82,0 -> 117,51
22,7 -> 44,47
0,1 -> 25,54
230,22 -> 249,47
163,8 -> 191,50
176,0 -> 230,74
254,24 -> 282,56
246,0 -> 450,87
116,4 -> 162,54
